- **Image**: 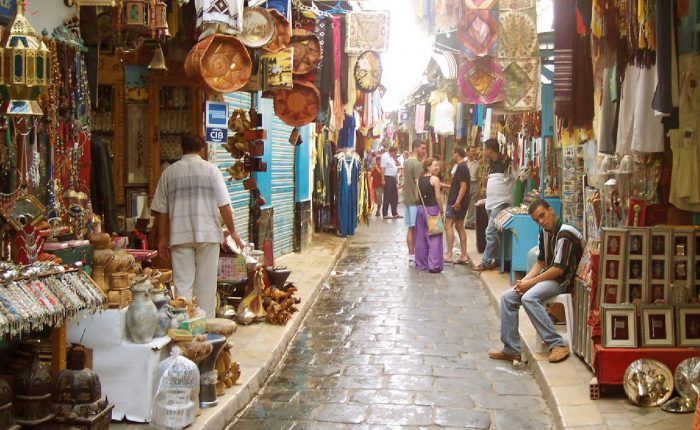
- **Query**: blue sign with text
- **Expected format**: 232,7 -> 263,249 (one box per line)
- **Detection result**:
205,101 -> 228,128
206,127 -> 227,143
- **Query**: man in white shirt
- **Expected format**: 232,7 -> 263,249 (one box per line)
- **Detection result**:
380,146 -> 402,219
151,134 -> 245,317
473,138 -> 514,272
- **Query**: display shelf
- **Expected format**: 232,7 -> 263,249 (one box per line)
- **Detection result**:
593,343 -> 700,386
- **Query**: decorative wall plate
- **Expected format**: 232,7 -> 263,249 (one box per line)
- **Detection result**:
262,9 -> 291,54
623,359 -> 674,407
239,7 -> 275,48
354,50 -> 382,93
185,35 -> 252,93
675,357 -> 700,403
273,81 -> 320,127
290,31 -> 321,75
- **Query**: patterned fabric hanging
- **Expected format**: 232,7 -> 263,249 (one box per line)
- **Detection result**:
457,56 -> 506,105
458,9 -> 499,57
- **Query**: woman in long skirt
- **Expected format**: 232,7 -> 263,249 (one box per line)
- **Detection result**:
415,158 -> 444,273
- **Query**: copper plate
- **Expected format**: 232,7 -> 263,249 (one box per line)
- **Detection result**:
186,35 -> 252,93
290,32 -> 321,75
262,9 -> 291,54
239,7 -> 275,48
273,80 -> 320,127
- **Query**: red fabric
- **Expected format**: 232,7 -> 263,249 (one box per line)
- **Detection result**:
371,166 -> 383,189
594,344 -> 700,385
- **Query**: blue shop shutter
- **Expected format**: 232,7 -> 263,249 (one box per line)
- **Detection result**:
270,114 -> 295,257
212,91 -> 252,244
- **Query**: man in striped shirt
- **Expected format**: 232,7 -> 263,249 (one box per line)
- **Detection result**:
489,199 -> 583,364
151,134 -> 245,318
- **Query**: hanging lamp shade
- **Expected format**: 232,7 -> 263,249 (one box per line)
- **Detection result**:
0,2 -> 50,116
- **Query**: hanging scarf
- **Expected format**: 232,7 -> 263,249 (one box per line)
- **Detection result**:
554,0 -> 576,118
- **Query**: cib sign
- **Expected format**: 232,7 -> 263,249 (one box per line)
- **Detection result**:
205,101 -> 228,143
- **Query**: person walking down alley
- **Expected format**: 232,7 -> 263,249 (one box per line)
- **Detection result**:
473,138 -> 515,272
445,147 -> 470,264
151,134 -> 245,318
415,158 -> 444,273
489,199 -> 583,364
371,155 -> 384,216
465,146 -> 480,229
403,141 -> 426,262
381,146 -> 402,219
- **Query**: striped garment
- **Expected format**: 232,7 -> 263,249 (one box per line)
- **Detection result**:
537,220 -> 583,293
151,154 -> 231,246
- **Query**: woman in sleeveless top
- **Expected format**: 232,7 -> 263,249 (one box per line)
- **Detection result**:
415,158 -> 444,273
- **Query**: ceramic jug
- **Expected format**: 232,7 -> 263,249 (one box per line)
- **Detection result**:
154,299 -> 174,338
126,275 -> 158,343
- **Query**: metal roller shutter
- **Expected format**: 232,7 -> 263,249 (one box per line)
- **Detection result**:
211,92 -> 252,244
270,115 -> 295,256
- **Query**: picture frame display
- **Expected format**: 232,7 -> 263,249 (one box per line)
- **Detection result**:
599,228 -> 627,305
602,304 -> 637,348
650,227 -> 672,305
677,305 -> 700,347
625,228 -> 649,304
640,305 -> 675,347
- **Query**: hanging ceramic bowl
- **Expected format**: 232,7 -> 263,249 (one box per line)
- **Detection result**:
354,50 -> 382,93
262,9 -> 291,54
290,30 -> 321,75
623,359 -> 674,407
273,80 -> 320,127
239,7 -> 275,48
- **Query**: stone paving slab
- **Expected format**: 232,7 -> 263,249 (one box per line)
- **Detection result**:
228,217 -> 553,429
111,233 -> 347,430
464,229 -> 694,430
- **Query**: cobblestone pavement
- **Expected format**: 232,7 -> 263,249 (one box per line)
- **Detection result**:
228,218 -> 554,429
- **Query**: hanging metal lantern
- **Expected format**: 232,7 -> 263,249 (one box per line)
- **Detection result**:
0,2 -> 50,116
124,0 -> 149,27
154,1 -> 168,33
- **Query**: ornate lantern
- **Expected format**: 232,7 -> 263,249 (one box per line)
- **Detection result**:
0,1 -> 50,116
124,0 -> 149,27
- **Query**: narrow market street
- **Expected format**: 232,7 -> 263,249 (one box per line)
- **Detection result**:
228,215 -> 553,429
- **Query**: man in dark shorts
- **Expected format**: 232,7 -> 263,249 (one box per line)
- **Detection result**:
444,147 -> 470,264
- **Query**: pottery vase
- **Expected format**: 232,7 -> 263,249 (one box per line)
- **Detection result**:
198,334 -> 226,408
126,275 -> 158,343
154,299 -> 173,338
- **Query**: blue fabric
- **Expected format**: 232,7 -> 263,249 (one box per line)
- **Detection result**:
266,0 -> 290,17
338,114 -> 356,149
337,156 -> 359,237
500,280 -> 567,354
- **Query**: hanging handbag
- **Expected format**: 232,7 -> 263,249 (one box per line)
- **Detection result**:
418,177 -> 444,236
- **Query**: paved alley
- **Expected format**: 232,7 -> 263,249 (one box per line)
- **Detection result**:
228,217 -> 554,429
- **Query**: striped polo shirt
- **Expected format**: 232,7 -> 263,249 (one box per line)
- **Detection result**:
151,154 -> 231,246
537,219 -> 583,293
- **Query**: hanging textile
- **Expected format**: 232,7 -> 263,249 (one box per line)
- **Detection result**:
415,104 -> 427,134
336,152 -> 360,237
435,0 -> 461,32
652,0 -> 677,115
553,0 -> 576,117
457,57 -> 505,105
344,11 -> 390,54
668,55 -> 700,212
464,0 -> 498,9
457,9 -> 499,57
497,0 -> 540,112
615,64 -> 664,154
338,114 -> 356,149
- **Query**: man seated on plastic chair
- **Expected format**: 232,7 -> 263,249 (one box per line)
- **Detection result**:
489,198 -> 583,364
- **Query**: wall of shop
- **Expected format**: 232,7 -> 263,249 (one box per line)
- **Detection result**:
26,2 -> 75,34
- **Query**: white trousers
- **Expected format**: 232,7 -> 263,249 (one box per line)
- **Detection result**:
170,242 -> 220,318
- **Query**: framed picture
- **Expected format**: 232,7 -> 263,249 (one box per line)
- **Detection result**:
602,283 -> 621,304
628,260 -> 643,280
126,187 -> 149,219
606,260 -> 619,279
604,229 -> 626,256
651,227 -> 671,257
650,284 -> 668,304
640,306 -> 674,347
677,305 -> 700,347
602,305 -> 637,348
628,228 -> 649,256
626,284 -> 644,303
651,260 -> 665,280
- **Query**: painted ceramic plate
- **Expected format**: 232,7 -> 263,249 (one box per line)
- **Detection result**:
239,7 -> 275,48
354,50 -> 382,93
290,31 -> 321,75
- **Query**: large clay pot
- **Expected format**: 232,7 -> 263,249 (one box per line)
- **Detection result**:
13,355 -> 54,426
126,275 -> 158,344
